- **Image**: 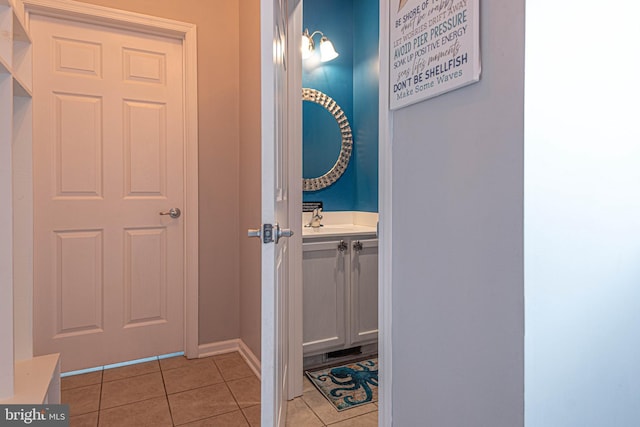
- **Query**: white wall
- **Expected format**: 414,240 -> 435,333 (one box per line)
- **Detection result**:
238,0 -> 262,363
525,2 -> 640,426
389,0 -> 525,425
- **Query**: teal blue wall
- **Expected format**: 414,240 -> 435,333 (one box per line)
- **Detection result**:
353,0 -> 379,212
302,0 -> 379,212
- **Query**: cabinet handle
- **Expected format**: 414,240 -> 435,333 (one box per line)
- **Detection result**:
338,240 -> 348,252
353,241 -> 363,252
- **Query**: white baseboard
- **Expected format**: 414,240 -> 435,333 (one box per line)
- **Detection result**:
238,340 -> 261,380
197,339 -> 242,358
197,339 -> 261,380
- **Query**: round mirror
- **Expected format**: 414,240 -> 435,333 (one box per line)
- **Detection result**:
302,88 -> 353,191
303,102 -> 341,179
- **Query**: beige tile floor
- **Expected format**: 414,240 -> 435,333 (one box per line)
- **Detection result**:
62,352 -> 378,426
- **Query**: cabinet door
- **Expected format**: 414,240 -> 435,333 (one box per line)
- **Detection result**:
302,240 -> 348,355
350,238 -> 378,345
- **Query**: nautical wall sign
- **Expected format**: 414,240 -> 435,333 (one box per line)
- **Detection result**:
390,0 -> 481,110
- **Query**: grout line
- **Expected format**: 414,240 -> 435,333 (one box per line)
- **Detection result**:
157,360 -> 176,427
101,364 -> 162,383
300,396 -> 327,426
164,378 -> 228,396
172,411 -> 241,427
240,404 -> 259,427
300,390 -> 327,424
82,360 -> 367,427
60,367 -> 105,392
97,395 -> 167,413
158,357 -> 195,373
172,406 -> 246,427
167,359 -> 256,425
223,380 -> 243,413
211,357 -> 256,383
300,383 -> 379,426
158,355 -> 218,373
60,381 -> 103,392
323,408 -> 379,426
324,409 -> 379,426
96,370 -> 103,427
161,370 -> 247,426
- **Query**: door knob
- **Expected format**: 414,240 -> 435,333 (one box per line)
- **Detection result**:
159,208 -> 181,219
248,229 -> 261,238
248,223 -> 293,244
274,223 -> 294,244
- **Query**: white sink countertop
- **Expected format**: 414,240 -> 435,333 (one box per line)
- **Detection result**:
302,211 -> 378,238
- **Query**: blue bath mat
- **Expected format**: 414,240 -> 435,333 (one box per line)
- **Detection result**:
305,358 -> 378,411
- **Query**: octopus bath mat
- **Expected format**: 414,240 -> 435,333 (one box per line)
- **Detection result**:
305,358 -> 378,411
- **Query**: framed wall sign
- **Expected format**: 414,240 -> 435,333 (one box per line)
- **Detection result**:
390,0 -> 481,110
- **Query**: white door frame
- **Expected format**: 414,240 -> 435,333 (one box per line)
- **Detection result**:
378,1 -> 393,425
286,0 -> 304,401
22,0 -> 200,360
286,1 -> 393,425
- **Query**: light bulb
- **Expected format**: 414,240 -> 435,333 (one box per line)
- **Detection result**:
301,32 -> 314,59
319,37 -> 339,62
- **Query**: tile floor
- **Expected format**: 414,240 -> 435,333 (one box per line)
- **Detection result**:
62,352 -> 378,426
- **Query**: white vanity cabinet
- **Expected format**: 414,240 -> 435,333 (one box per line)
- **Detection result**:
349,238 -> 379,345
302,239 -> 348,355
302,234 -> 378,356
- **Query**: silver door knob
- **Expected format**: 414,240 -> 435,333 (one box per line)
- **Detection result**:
274,223 -> 294,244
159,208 -> 181,219
248,223 -> 293,244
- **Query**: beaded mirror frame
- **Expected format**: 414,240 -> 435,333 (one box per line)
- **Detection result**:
302,88 -> 353,191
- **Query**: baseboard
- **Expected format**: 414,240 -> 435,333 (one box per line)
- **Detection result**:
197,339 -> 242,358
238,340 -> 261,380
197,339 -> 261,380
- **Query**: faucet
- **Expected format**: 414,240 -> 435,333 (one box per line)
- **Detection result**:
305,208 -> 323,228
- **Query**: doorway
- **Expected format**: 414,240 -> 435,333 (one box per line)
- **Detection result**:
291,0 -> 382,404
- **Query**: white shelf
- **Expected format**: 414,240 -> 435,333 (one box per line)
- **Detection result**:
0,4 -> 11,69
0,54 -> 8,73
0,0 -> 33,401
0,354 -> 61,404
0,2 -> 32,92
11,8 -> 29,42
13,73 -> 31,96
12,10 -> 31,92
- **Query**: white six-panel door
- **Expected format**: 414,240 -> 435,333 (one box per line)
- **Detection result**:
31,13 -> 185,372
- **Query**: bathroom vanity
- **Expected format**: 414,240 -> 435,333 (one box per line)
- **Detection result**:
302,219 -> 378,362
301,69 -> 379,366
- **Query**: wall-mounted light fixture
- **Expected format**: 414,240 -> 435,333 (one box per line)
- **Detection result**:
301,29 -> 339,62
